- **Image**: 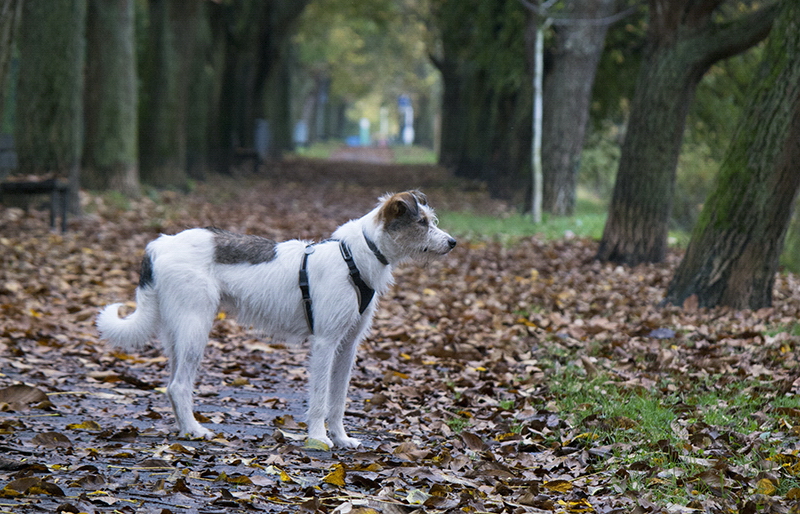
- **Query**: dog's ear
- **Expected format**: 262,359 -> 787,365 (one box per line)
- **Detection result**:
380,191 -> 421,223
409,190 -> 427,206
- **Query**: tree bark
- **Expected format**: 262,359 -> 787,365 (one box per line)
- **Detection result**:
541,0 -> 618,216
83,0 -> 139,195
596,0 -> 778,265
15,0 -> 86,212
138,0 -> 197,188
664,0 -> 800,310
0,0 -> 22,130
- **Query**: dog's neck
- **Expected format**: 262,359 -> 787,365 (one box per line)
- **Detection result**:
332,218 -> 395,295
362,228 -> 389,266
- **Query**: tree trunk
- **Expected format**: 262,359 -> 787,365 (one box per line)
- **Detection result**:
83,0 -> 139,195
15,0 -> 86,213
596,0 -> 778,265
664,0 -> 800,310
138,0 -> 197,188
0,0 -> 22,131
541,0 -> 617,216
433,0 -> 531,201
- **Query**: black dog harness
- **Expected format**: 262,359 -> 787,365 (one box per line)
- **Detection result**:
299,232 -> 388,334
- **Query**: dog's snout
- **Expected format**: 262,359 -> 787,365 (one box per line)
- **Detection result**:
447,237 -> 457,249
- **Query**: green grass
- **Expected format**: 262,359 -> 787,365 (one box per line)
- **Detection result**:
291,142 -> 437,164
540,364 -> 800,504
438,191 -> 608,241
391,145 -> 437,164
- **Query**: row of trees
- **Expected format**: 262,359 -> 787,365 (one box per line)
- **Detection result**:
429,0 -> 800,311
2,0 -> 309,200
1,0 -> 798,312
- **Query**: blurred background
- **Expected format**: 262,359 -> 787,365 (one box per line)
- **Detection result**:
2,0 -> 797,272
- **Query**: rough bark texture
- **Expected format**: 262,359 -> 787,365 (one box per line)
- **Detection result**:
15,0 -> 86,212
83,0 -> 139,195
0,0 -> 22,130
664,0 -> 800,310
595,0 -> 778,265
541,0 -> 617,216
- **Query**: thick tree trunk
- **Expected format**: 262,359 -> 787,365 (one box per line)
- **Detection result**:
664,1 -> 800,310
0,0 -> 22,130
83,0 -> 139,195
15,0 -> 86,213
596,0 -> 778,265
541,0 -> 617,216
138,0 -> 197,188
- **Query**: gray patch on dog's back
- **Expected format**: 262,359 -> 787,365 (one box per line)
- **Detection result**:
139,252 -> 155,288
208,227 -> 278,265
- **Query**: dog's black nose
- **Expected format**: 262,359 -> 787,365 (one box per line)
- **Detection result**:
448,237 -> 457,249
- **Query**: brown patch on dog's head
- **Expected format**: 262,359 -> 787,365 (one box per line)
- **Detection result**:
378,190 -> 427,227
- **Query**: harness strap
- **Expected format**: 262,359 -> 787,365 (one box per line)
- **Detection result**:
339,240 -> 375,315
299,237 -> 381,334
299,245 -> 315,333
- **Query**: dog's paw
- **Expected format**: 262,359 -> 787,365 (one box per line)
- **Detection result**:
181,425 -> 215,440
332,435 -> 362,449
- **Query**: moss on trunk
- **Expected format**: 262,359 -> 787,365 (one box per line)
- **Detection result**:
664,0 -> 800,310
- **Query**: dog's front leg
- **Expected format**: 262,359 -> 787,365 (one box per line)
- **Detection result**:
326,335 -> 361,448
306,336 -> 338,447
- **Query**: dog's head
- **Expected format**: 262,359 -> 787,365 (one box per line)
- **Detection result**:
376,190 -> 456,263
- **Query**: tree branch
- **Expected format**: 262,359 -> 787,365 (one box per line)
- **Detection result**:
696,2 -> 780,68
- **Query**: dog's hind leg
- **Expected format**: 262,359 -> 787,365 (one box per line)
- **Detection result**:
163,316 -> 215,439
326,333 -> 362,448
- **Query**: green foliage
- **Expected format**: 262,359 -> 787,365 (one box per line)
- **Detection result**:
672,141 -> 718,231
293,0 -> 438,126
578,121 -> 622,199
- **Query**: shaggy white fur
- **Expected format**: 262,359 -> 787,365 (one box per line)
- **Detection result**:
97,191 -> 456,447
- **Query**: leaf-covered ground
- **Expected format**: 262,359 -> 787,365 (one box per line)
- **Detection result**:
2,161 -> 800,513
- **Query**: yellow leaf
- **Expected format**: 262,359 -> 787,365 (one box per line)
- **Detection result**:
323,463 -> 346,487
755,478 -> 777,495
264,465 -> 294,483
230,377 -> 249,387
304,438 -> 331,451
226,475 -> 253,485
543,479 -> 573,493
557,498 -> 594,513
66,420 -> 102,432
422,288 -> 437,296
216,311 -> 226,320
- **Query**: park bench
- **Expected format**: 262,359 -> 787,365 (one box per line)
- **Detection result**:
0,135 -> 69,232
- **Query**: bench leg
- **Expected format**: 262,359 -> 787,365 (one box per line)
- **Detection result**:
49,190 -> 57,229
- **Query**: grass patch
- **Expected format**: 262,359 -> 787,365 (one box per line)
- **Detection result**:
439,191 -> 607,241
540,364 -> 800,505
391,145 -> 437,164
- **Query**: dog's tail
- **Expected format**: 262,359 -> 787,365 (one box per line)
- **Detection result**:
97,252 -> 159,351
97,287 -> 159,351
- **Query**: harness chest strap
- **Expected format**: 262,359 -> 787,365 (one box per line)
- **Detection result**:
299,239 -> 381,334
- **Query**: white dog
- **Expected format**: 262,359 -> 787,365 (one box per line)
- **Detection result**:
97,190 -> 456,448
